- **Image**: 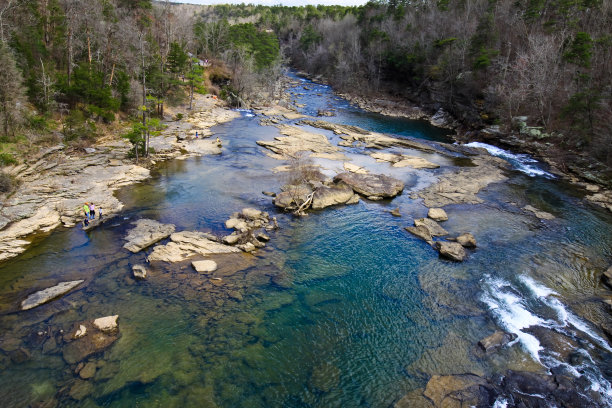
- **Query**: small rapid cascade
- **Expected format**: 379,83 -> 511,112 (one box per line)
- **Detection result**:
465,141 -> 556,178
482,274 -> 612,404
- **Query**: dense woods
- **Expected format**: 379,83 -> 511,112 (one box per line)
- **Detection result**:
0,0 -> 610,185
0,0 -> 282,169
256,0 -> 610,176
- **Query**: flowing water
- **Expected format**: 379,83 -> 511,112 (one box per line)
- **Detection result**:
0,73 -> 611,407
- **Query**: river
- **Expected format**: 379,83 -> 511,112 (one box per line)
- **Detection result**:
0,73 -> 611,407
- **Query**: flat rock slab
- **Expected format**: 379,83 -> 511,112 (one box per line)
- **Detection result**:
21,280 -> 84,310
333,172 -> 404,199
148,231 -> 240,262
123,219 -> 176,253
192,260 -> 218,273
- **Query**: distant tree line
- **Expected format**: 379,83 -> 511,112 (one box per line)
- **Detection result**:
201,1 -> 610,170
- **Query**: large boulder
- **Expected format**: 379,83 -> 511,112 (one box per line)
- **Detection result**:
333,172 -> 404,199
456,233 -> 477,248
123,219 -> 175,253
21,280 -> 84,310
311,184 -> 355,210
435,241 -> 466,262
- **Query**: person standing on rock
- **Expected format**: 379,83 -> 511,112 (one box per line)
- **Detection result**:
99,207 -> 103,219
83,203 -> 90,219
88,203 -> 96,220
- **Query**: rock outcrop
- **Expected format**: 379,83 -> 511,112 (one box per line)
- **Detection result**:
333,172 -> 404,200
123,219 -> 176,253
21,280 -> 84,310
256,125 -> 340,159
413,156 -> 508,207
148,231 -> 240,262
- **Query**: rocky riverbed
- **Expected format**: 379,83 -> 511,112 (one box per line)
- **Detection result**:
0,74 -> 611,408
0,94 -> 239,263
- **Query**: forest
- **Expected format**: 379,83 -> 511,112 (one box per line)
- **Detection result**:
0,0 -> 610,189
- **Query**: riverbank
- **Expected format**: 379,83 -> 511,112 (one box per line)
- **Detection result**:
0,94 -> 239,263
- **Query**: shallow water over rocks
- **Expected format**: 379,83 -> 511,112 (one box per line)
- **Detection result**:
0,74 -> 611,407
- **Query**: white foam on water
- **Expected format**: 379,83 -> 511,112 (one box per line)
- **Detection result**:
492,397 -> 508,408
465,142 -> 556,179
484,275 -> 612,406
481,277 -> 544,361
520,275 -> 557,298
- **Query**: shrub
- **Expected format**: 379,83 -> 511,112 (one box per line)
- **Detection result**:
0,171 -> 15,193
0,153 -> 17,166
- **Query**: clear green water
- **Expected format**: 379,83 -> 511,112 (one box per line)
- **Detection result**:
0,76 -> 611,407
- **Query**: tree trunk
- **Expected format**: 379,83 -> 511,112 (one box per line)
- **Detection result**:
140,34 -> 147,156
109,62 -> 115,86
67,26 -> 73,86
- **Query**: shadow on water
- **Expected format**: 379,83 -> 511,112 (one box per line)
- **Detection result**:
0,77 -> 611,407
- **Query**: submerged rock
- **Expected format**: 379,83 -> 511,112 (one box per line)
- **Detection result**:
478,331 -> 517,353
390,207 -> 401,217
523,205 -> 556,220
424,374 -> 493,408
435,241 -> 467,262
21,280 -> 84,310
123,219 -> 175,253
62,330 -> 118,364
333,172 -> 404,199
310,363 -> 341,393
132,264 -> 147,280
